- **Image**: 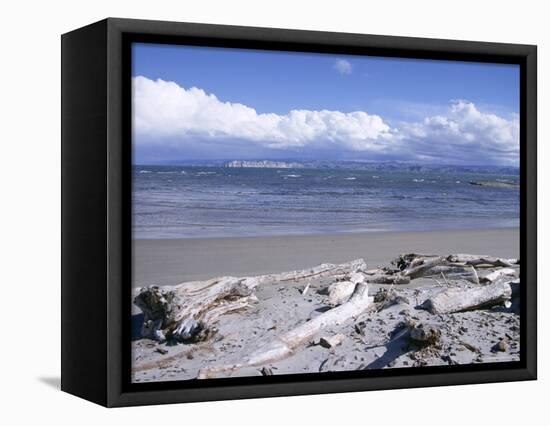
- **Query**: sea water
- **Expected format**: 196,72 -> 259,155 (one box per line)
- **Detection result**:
133,165 -> 519,239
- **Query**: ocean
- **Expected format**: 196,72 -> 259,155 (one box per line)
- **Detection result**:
133,165 -> 519,239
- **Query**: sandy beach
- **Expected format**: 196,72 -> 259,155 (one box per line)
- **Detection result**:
131,227 -> 520,383
133,228 -> 519,287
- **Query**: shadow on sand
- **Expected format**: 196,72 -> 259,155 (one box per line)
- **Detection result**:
364,331 -> 412,370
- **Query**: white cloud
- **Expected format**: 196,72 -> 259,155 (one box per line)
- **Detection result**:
133,76 -> 394,152
334,59 -> 353,75
400,100 -> 519,165
132,76 -> 519,165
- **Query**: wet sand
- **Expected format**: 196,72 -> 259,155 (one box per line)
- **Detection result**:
133,228 -> 519,287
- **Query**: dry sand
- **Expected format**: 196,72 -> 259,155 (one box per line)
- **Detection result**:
131,228 -> 520,383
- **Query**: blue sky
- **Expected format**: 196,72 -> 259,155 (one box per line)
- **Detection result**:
132,43 -> 520,165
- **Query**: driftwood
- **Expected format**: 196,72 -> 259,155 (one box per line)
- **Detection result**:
326,269 -> 410,306
401,256 -> 447,279
421,281 -> 513,314
480,268 -> 517,284
197,283 -> 373,379
427,265 -> 480,284
365,273 -> 411,284
391,253 -> 518,283
135,259 -> 367,342
328,281 -> 355,306
446,254 -> 518,268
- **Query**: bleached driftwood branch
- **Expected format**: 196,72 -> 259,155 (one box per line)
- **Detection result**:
420,281 -> 513,314
197,282 -> 373,379
134,259 -> 367,342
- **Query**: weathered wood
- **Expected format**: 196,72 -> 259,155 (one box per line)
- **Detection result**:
364,274 -> 410,284
421,281 -> 512,314
197,283 -> 373,379
134,259 -> 367,342
392,253 -> 438,271
480,268 -> 517,284
423,265 -> 479,283
394,253 -> 519,281
402,256 -> 447,279
446,254 -> 518,268
327,281 -> 355,306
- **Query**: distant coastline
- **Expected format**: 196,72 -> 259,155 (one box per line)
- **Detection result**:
135,159 -> 519,176
225,160 -> 305,169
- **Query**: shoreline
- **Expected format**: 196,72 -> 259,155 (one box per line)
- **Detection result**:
134,225 -> 518,242
133,227 -> 519,287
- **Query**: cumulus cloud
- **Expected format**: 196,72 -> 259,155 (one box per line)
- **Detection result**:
400,100 -> 519,165
132,76 -> 519,165
133,76 -> 394,153
333,59 -> 353,75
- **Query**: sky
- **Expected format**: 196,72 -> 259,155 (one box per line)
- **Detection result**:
132,43 -> 520,166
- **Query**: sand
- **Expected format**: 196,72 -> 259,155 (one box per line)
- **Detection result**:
133,228 -> 519,287
131,228 -> 520,383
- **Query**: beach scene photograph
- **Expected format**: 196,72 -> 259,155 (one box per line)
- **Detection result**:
131,43 -> 520,383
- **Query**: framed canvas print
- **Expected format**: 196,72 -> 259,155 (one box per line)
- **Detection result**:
61,18 -> 537,407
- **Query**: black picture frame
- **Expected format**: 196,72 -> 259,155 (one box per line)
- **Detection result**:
61,17 -> 537,407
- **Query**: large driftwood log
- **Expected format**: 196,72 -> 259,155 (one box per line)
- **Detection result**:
401,256 -> 447,279
134,259 -> 367,342
446,254 -> 518,268
393,253 -> 518,282
421,281 -> 512,314
197,282 -> 373,379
